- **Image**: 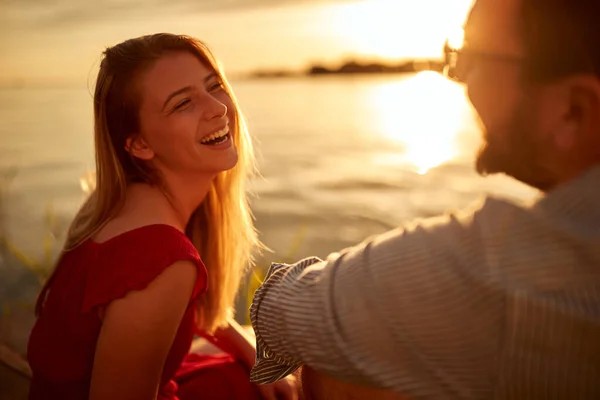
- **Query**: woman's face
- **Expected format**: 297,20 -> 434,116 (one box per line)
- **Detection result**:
131,51 -> 238,179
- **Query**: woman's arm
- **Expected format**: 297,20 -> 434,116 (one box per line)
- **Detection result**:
90,260 -> 198,400
202,316 -> 300,400
201,317 -> 256,369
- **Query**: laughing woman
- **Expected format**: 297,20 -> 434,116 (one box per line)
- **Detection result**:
27,33 -> 297,400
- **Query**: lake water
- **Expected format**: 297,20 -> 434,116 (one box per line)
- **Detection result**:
0,72 -> 539,351
0,72 -> 537,262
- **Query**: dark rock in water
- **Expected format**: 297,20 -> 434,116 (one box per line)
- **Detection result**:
0,247 -> 42,356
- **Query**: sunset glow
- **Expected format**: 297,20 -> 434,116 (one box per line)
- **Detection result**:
1,0 -> 474,84
370,71 -> 474,174
331,0 -> 472,60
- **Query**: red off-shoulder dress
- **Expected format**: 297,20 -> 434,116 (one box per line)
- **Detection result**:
27,224 -> 261,400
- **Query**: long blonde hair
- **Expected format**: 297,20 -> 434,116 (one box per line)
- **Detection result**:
36,33 -> 261,334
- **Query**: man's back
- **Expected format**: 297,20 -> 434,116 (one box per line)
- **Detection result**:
491,181 -> 600,398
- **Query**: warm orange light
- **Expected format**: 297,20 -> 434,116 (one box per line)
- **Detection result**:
331,0 -> 472,60
446,26 -> 465,49
368,71 -> 476,174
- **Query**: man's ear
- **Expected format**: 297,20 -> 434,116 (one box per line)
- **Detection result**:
125,136 -> 155,161
550,75 -> 600,151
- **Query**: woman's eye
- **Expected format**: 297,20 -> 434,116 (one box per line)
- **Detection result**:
174,99 -> 191,110
208,82 -> 224,92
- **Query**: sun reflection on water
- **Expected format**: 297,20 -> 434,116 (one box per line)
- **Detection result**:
368,71 -> 476,174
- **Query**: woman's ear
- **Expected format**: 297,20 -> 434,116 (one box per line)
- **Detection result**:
125,136 -> 155,161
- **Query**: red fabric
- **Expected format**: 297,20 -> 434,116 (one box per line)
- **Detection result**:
175,353 -> 262,400
27,224 -> 260,400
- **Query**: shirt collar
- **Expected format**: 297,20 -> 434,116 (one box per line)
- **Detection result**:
534,165 -> 600,225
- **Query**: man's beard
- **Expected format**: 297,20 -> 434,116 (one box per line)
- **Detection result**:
475,97 -> 557,191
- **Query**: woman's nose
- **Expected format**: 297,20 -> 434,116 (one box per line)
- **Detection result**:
202,94 -> 228,120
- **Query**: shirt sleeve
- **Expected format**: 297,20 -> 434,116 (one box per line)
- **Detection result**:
249,198 -> 512,398
250,257 -> 324,382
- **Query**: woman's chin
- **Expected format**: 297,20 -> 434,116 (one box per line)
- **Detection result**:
202,148 -> 239,174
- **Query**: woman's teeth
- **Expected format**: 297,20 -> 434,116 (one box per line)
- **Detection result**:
200,127 -> 229,145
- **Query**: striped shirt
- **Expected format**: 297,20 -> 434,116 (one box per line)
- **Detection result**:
249,166 -> 600,399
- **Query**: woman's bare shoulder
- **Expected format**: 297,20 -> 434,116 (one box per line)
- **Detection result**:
92,184 -> 182,243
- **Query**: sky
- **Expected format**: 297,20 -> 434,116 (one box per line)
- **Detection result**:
1,0 -> 473,85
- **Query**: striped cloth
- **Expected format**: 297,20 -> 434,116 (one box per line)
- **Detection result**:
250,257 -> 323,382
249,166 -> 600,399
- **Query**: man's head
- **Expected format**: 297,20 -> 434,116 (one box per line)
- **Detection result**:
450,0 -> 600,191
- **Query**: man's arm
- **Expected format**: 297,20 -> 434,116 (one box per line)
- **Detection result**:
251,199 -> 513,398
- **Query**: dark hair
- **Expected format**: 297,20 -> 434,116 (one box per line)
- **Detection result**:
520,0 -> 600,82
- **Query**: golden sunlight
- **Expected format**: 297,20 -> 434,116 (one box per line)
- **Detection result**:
332,0 -> 472,59
369,71 -> 474,174
446,26 -> 465,49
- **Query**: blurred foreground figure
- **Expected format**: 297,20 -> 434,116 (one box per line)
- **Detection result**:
250,0 -> 600,398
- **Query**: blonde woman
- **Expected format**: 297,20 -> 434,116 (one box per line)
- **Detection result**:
27,33 -> 297,400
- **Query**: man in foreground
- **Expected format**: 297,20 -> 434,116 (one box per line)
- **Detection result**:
250,0 -> 600,398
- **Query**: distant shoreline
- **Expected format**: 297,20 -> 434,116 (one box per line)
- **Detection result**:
243,58 -> 445,79
0,58 -> 446,89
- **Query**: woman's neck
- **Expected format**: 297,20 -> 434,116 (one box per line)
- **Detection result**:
158,172 -> 214,225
